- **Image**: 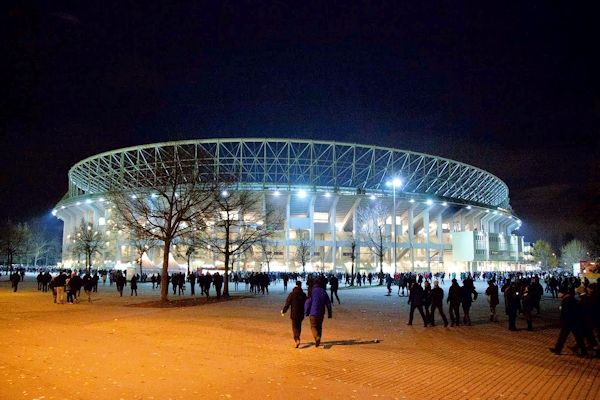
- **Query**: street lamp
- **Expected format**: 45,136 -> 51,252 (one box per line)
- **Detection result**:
385,178 -> 402,274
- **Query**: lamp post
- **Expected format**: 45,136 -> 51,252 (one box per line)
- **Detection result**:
386,178 -> 402,274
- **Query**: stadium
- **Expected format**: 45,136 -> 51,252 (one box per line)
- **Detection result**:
53,138 -> 525,274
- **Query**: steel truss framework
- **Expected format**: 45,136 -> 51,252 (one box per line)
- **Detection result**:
64,138 -> 510,208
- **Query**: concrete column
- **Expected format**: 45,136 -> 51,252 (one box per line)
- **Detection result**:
424,208 -> 430,270
437,211 -> 444,263
330,195 -> 339,269
309,194 -> 316,270
353,206 -> 360,272
408,206 -> 415,272
285,193 -> 291,269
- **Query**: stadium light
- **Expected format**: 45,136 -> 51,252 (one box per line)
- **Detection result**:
298,189 -> 307,199
425,199 -> 433,206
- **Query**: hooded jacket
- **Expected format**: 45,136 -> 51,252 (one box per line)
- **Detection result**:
304,284 -> 332,318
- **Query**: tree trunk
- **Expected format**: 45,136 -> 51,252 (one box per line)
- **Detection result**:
223,225 -> 230,297
160,240 -> 170,303
139,255 -> 143,277
379,253 -> 384,285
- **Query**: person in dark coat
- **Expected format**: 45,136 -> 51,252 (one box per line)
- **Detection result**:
485,280 -> 500,322
282,281 -> 308,348
460,279 -> 477,326
329,275 -> 340,304
188,272 -> 196,296
521,280 -> 534,331
447,279 -> 462,326
530,276 -> 544,314
10,271 -> 21,292
130,274 -> 138,296
430,280 -> 448,327
423,281 -> 432,323
203,272 -> 212,297
549,286 -> 588,356
304,281 -> 332,348
116,272 -> 126,297
504,282 -> 520,331
213,272 -> 223,299
407,282 -> 428,327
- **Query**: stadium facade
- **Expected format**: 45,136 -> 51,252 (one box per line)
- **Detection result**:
54,138 -> 526,273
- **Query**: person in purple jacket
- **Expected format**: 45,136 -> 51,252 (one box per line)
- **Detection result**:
304,281 -> 332,348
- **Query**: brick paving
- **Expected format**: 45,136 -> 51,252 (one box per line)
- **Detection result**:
0,276 -> 598,400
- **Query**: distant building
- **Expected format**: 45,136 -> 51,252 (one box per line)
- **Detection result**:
54,138 -> 525,273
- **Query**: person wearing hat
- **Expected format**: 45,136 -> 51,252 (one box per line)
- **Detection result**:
549,286 -> 587,356
281,281 -> 307,348
304,281 -> 332,348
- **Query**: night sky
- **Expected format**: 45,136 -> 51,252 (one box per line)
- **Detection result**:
2,1 -> 599,249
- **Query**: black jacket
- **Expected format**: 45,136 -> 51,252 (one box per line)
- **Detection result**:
282,287 -> 307,320
430,287 -> 444,306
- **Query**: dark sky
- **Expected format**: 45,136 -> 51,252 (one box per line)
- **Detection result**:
1,1 -> 599,250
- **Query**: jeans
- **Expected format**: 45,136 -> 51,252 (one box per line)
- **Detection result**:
309,316 -> 324,345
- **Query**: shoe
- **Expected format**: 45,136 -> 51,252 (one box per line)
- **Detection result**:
406,322 -> 412,326
450,322 -> 455,327
315,339 -> 320,348
295,340 -> 300,349
444,323 -> 449,328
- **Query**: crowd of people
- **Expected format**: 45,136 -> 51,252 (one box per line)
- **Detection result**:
4,265 -> 599,356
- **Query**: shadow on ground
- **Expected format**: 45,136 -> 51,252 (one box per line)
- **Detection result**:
300,339 -> 382,349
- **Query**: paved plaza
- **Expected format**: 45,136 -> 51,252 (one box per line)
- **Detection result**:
1,275 -> 598,400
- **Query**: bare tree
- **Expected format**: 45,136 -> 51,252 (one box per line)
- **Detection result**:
69,219 -> 104,273
174,229 -> 204,275
129,224 -> 160,276
296,237 -> 311,275
357,201 -> 390,284
198,190 -> 276,297
257,236 -> 277,273
110,155 -> 218,303
0,220 -> 30,271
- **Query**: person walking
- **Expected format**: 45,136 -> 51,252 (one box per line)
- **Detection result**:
304,281 -> 332,348
116,272 -> 126,297
10,271 -> 21,292
485,280 -> 499,322
521,280 -> 534,331
430,280 -> 449,327
407,282 -> 428,327
83,273 -> 94,303
282,281 -> 308,348
447,279 -> 462,327
460,279 -> 477,326
329,274 -> 340,304
423,281 -> 432,323
504,282 -> 520,331
549,286 -> 588,356
213,272 -> 223,299
188,272 -> 196,296
130,274 -> 138,296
